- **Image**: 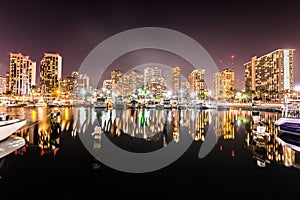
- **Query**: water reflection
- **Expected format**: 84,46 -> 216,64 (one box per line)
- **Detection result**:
85,108 -> 215,147
2,106 -> 300,170
245,111 -> 300,169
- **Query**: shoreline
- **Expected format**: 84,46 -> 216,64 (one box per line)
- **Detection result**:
226,103 -> 282,113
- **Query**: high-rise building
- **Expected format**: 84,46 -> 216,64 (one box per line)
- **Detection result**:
103,79 -> 114,92
189,69 -> 205,100
59,76 -> 76,99
9,53 -> 36,95
213,68 -> 234,101
111,68 -> 122,84
144,67 -> 167,97
181,81 -> 189,100
110,69 -> 123,96
0,75 -> 7,94
122,70 -> 144,98
77,74 -> 90,99
5,71 -> 9,93
40,53 -> 62,96
171,67 -> 181,98
244,49 -> 294,103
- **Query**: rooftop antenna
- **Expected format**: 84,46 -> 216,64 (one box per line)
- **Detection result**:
231,55 -> 235,70
219,59 -> 223,70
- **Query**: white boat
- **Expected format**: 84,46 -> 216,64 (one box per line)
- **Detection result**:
94,97 -> 107,109
177,101 -> 187,110
0,136 -> 25,159
163,99 -> 172,109
2,101 -> 22,108
275,117 -> 300,134
114,97 -> 125,109
275,103 -> 300,134
0,113 -> 27,141
145,100 -> 156,109
35,99 -> 47,107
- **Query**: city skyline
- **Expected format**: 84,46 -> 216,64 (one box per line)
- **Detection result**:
1,0 -> 300,88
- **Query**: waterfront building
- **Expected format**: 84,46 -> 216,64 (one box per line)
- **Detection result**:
5,71 -> 9,93
144,67 -> 167,98
103,79 -> 114,97
76,74 -> 90,100
111,68 -> 123,96
9,53 -> 36,95
171,67 -> 181,98
111,68 -> 122,84
244,49 -> 294,103
181,81 -> 189,100
189,69 -> 205,100
40,53 -> 62,97
0,75 -> 7,94
59,76 -> 76,99
213,68 -> 234,101
122,70 -> 144,99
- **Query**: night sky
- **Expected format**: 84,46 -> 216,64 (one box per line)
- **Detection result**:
1,0 -> 300,88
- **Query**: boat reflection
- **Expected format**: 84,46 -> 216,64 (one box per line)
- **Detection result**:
3,105 -> 300,171
245,111 -> 300,169
74,108 -> 218,144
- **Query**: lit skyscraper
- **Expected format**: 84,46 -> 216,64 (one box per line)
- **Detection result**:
122,70 -> 144,98
40,53 -> 62,96
77,74 -> 90,97
144,67 -> 166,97
189,69 -> 205,100
111,68 -> 123,96
213,68 -> 234,101
59,76 -> 76,99
9,53 -> 36,95
103,79 -> 114,92
5,71 -> 10,93
171,67 -> 181,97
244,49 -> 294,102
111,68 -> 123,84
0,75 -> 7,94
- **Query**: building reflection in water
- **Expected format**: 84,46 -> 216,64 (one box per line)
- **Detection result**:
73,108 -> 216,144
7,106 -> 300,170
245,111 -> 300,169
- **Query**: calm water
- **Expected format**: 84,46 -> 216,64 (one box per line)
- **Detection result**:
1,106 -> 300,197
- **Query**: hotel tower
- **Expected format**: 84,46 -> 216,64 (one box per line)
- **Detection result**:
244,49 -> 294,103
9,53 -> 36,95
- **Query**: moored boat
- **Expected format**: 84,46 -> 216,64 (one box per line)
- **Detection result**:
0,113 -> 27,141
275,103 -> 300,135
275,118 -> 300,135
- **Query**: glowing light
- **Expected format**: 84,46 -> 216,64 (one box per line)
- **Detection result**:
231,150 -> 235,157
220,146 -> 223,151
31,110 -> 37,121
53,149 -> 58,156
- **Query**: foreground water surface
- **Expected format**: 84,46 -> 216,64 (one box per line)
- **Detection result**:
0,106 -> 299,197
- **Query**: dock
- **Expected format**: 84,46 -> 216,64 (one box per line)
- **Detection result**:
227,103 -> 283,113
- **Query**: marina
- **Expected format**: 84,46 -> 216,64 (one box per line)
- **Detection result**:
0,105 -> 299,198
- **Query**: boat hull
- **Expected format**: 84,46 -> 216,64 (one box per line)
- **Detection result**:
0,119 -> 27,141
275,117 -> 300,135
0,136 -> 25,159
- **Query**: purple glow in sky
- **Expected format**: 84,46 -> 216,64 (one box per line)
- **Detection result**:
0,0 -> 300,88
